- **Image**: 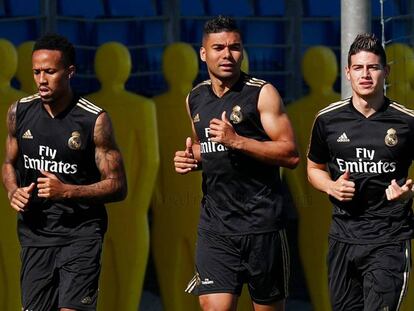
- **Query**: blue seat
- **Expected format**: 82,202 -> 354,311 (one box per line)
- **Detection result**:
58,0 -> 104,18
388,18 -> 410,43
93,21 -> 139,45
71,76 -> 100,96
207,0 -> 253,16
107,0 -> 157,17
140,20 -> 165,44
57,20 -> 89,44
180,19 -> 205,44
243,20 -> 284,44
0,0 -> 6,16
246,47 -> 283,73
127,74 -> 165,96
303,0 -> 339,16
256,0 -> 285,16
179,0 -> 205,44
0,20 -> 38,45
372,0 -> 401,17
243,19 -> 285,74
7,0 -> 40,16
180,0 -> 204,16
301,20 -> 340,46
57,0 -> 105,48
3,0 -> 40,44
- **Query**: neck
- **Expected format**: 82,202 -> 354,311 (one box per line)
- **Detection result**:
352,92 -> 385,117
210,72 -> 241,97
43,89 -> 73,118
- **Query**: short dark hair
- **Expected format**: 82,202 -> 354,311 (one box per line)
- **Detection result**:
33,33 -> 76,67
203,15 -> 241,37
348,33 -> 386,67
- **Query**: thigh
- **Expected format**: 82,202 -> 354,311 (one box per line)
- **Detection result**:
186,230 -> 243,296
58,239 -> 103,311
199,293 -> 238,311
362,240 -> 411,311
246,230 -> 290,305
328,239 -> 363,311
21,246 -> 59,311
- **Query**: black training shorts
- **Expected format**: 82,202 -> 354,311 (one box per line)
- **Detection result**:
21,238 -> 103,311
186,229 -> 290,304
328,238 -> 411,311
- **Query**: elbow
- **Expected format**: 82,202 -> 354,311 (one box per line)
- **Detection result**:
284,150 -> 300,169
119,182 -> 128,201
113,179 -> 128,202
286,155 -> 300,169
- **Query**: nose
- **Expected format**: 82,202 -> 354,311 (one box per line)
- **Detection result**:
39,71 -> 47,84
223,47 -> 231,58
362,66 -> 371,78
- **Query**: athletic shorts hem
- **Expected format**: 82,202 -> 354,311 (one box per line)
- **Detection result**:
251,294 -> 288,305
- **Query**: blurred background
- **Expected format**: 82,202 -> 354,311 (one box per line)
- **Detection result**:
1,0 -> 412,101
1,1 -> 414,311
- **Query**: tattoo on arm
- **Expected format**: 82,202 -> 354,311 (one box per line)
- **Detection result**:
93,112 -> 127,201
7,102 -> 17,138
3,102 -> 19,197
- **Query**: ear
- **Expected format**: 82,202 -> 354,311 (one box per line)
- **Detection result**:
200,47 -> 206,62
345,66 -> 350,81
68,65 -> 76,79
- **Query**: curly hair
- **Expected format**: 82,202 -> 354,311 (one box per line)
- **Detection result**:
203,15 -> 241,37
33,33 -> 76,67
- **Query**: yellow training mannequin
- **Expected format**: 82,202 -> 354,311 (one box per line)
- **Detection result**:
283,46 -> 340,311
86,42 -> 159,311
16,41 -> 37,94
385,43 -> 414,109
385,43 -> 414,311
151,42 -> 201,311
0,38 -> 28,310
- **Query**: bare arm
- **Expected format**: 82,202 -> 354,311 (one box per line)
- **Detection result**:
2,102 -> 36,212
37,112 -> 127,203
174,95 -> 201,174
209,84 -> 299,168
307,158 -> 355,201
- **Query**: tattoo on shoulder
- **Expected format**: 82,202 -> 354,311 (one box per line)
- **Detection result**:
94,112 -> 118,149
7,102 -> 18,136
93,112 -> 124,180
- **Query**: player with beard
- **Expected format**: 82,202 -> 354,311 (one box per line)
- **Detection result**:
174,16 -> 299,311
2,33 -> 127,311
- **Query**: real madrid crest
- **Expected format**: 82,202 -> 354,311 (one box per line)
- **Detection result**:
68,131 -> 82,150
384,128 -> 398,147
229,105 -> 243,124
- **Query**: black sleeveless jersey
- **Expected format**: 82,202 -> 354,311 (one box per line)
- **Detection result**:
188,73 -> 285,235
15,93 -> 107,247
308,97 -> 414,243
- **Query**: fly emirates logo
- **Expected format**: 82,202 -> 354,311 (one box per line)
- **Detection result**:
23,145 -> 78,174
200,128 -> 228,154
336,147 -> 396,174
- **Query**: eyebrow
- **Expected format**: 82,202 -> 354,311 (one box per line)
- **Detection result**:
211,43 -> 241,47
351,63 -> 382,67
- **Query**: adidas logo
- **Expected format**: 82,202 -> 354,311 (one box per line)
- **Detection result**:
193,113 -> 200,123
22,129 -> 33,139
337,132 -> 350,142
